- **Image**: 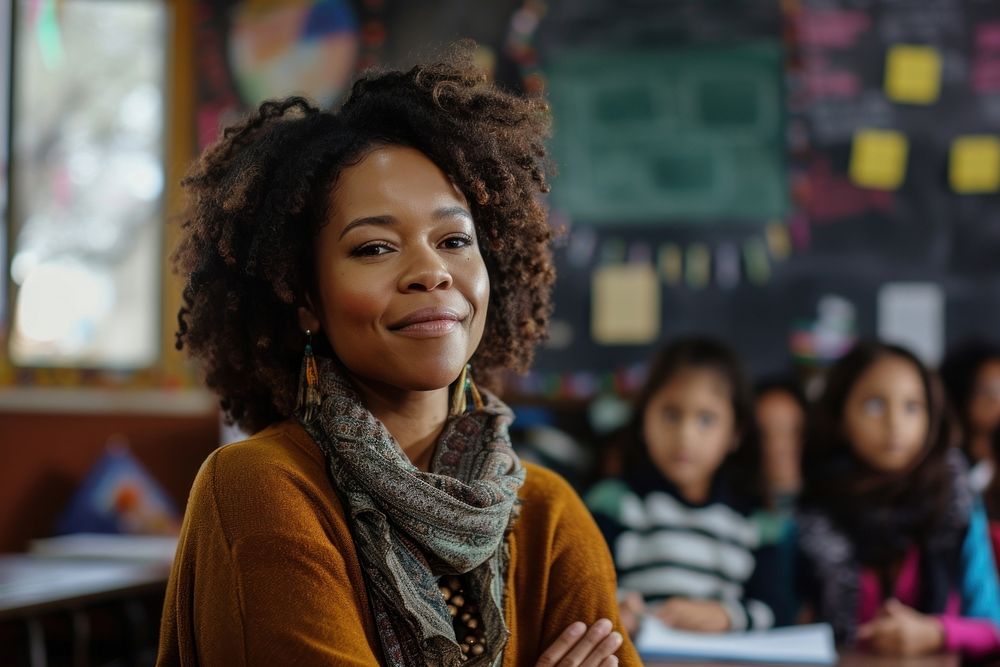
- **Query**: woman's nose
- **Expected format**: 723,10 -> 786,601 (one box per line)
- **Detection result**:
399,245 -> 453,292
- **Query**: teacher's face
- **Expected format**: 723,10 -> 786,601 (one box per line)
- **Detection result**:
304,145 -> 489,393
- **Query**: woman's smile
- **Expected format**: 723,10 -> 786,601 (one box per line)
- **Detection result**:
388,305 -> 468,337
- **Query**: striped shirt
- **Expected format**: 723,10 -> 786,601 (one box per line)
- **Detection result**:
586,474 -> 775,631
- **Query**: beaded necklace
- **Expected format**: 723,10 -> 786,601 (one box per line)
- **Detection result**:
440,574 -> 487,660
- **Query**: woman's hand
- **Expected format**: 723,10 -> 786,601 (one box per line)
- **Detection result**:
654,598 -> 731,633
535,618 -> 623,667
857,598 -> 945,656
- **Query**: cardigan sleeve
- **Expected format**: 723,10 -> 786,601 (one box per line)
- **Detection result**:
156,445 -> 381,667
516,465 -> 643,667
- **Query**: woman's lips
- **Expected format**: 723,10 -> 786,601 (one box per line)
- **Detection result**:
393,319 -> 461,337
389,307 -> 465,338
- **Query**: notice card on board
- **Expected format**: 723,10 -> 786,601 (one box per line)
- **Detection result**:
878,282 -> 944,366
591,263 -> 660,345
635,618 -> 837,665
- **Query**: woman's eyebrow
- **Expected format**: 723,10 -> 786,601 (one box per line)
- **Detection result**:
432,206 -> 473,222
339,207 -> 471,240
339,215 -> 395,240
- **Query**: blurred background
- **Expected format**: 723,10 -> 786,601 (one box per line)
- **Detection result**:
1,0 -> 999,665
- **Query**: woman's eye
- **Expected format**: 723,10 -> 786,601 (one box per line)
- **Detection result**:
441,234 -> 473,249
697,412 -> 718,427
352,242 -> 394,257
905,400 -> 924,415
862,397 -> 885,416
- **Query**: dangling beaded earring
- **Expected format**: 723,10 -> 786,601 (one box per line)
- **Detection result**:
296,329 -> 322,422
450,363 -> 485,416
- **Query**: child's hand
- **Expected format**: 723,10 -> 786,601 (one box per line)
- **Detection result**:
857,598 -> 945,656
618,591 -> 645,637
654,598 -> 731,633
535,618 -> 623,667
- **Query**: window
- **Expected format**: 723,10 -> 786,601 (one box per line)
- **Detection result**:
7,0 -> 167,369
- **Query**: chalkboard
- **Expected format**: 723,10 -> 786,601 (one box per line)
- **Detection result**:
508,0 -> 1000,395
547,45 -> 787,223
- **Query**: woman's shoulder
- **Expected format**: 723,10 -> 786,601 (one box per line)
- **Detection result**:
516,462 -> 599,529
514,463 -> 614,557
207,418 -> 326,482
519,461 -> 578,504
188,419 -> 344,538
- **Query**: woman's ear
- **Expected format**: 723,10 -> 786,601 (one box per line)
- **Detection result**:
297,302 -> 321,334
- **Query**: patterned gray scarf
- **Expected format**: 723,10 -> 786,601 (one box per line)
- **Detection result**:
298,357 -> 524,666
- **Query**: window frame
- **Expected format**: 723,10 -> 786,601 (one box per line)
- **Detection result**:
0,0 -> 213,415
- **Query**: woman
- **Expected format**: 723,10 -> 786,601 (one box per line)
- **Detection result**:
156,46 -> 638,666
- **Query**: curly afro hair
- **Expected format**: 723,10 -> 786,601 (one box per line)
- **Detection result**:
174,44 -> 555,434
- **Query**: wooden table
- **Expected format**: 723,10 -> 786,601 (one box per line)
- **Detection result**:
0,554 -> 170,667
643,650 -> 959,667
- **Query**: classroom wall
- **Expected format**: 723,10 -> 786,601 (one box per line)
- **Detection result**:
5,0 -> 1000,551
0,410 -> 217,552
0,0 -> 208,553
501,0 -> 1000,398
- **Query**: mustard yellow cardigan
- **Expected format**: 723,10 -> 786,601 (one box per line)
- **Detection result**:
156,420 -> 640,666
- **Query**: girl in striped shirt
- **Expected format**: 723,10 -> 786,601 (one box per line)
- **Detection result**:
587,338 -> 778,635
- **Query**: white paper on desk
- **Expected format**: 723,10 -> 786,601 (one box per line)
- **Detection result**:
635,617 -> 837,665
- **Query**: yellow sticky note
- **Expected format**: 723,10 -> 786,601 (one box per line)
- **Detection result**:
591,264 -> 661,345
950,135 -> 1000,194
885,45 -> 942,104
849,129 -> 909,190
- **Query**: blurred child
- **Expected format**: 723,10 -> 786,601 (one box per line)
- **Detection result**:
737,378 -> 810,627
798,341 -> 1000,658
940,340 -> 1000,491
586,338 -> 777,635
753,378 -> 808,510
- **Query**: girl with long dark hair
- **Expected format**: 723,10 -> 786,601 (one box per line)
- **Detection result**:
798,341 -> 1000,658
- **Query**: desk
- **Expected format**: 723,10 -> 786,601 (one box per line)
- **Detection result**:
643,650 -> 959,667
0,555 -> 169,619
0,555 -> 170,667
